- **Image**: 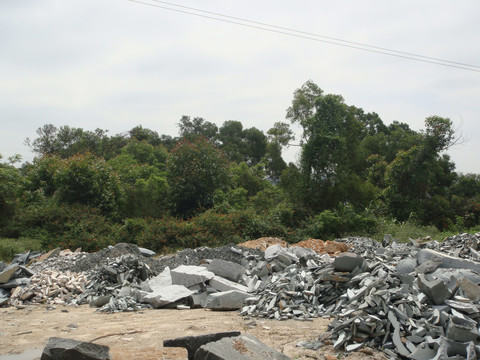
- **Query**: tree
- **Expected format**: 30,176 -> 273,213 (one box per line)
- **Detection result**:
167,137 -> 229,217
54,154 -> 126,216
287,82 -> 369,211
383,117 -> 457,223
178,115 -> 218,142
0,155 -> 23,229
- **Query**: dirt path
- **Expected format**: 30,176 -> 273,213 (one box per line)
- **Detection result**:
0,305 -> 386,360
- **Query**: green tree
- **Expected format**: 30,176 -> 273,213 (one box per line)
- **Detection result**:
287,82 -> 369,211
54,154 -> 126,216
0,155 -> 24,229
178,115 -> 218,142
167,137 -> 229,217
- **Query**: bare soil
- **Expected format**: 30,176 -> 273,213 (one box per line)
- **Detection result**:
0,305 -> 387,360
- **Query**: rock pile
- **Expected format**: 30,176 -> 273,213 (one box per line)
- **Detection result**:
4,233 -> 480,359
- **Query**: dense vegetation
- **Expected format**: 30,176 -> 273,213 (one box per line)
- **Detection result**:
1,81 -> 479,258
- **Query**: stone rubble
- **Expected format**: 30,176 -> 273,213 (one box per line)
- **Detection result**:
3,233 -> 480,359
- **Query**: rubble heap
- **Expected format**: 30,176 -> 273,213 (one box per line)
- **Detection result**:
3,233 -> 480,359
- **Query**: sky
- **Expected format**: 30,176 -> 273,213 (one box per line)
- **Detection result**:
1,0 -> 479,173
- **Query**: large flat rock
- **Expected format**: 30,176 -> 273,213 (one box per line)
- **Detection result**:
140,284 -> 194,308
194,334 -> 291,360
204,290 -> 250,310
205,259 -> 246,283
171,265 -> 215,288
164,331 -> 241,360
41,337 -> 110,360
416,249 -> 480,273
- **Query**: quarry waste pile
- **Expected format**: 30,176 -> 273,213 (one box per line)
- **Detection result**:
2,234 -> 480,359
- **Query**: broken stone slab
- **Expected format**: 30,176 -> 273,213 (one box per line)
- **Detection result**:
138,247 -> 156,257
170,265 -> 215,288
204,290 -> 250,310
194,334 -> 291,360
431,268 -> 480,285
264,244 -> 298,263
333,253 -> 365,272
415,258 -> 443,274
0,264 -> 19,284
189,292 -> 209,308
40,337 -> 111,360
204,259 -> 246,283
418,274 -> 451,305
416,249 -> 480,273
89,295 -> 112,308
396,258 -> 417,274
141,266 -> 172,292
457,277 -> 480,302
445,315 -> 479,342
140,285 -> 194,308
209,276 -> 249,293
164,331 -> 241,360
0,277 -> 31,289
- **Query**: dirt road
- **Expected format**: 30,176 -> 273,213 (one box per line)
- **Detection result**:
0,305 -> 386,359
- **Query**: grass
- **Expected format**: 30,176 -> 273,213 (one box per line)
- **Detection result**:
0,237 -> 43,262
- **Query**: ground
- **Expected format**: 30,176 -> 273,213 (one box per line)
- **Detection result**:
0,305 -> 387,360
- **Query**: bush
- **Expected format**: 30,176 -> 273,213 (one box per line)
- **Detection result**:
302,205 -> 377,240
12,201 -> 120,252
0,237 -> 42,262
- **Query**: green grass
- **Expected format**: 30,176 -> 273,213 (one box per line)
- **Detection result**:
371,218 -> 443,243
0,237 -> 43,262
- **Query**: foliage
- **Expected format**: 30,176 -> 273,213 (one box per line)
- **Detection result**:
302,205 -> 377,240
167,137 -> 229,217
0,237 -> 42,262
0,156 -> 24,228
54,154 -> 126,217
3,81 -> 480,255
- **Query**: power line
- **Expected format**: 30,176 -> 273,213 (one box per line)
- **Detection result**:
127,0 -> 480,73
148,0 -> 480,71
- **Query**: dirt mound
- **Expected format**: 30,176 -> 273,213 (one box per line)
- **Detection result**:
237,237 -> 287,251
293,239 -> 349,254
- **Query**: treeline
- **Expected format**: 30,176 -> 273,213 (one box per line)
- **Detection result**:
1,81 -> 480,254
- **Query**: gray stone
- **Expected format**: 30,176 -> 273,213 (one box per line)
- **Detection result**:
458,277 -> 480,302
446,315 -> 479,342
205,259 -> 246,283
209,276 -> 249,293
171,265 -> 215,288
408,343 -> 437,360
415,258 -> 443,274
0,261 -> 5,272
41,337 -> 110,360
290,246 -> 316,259
0,264 -> 19,284
204,290 -> 250,310
140,284 -> 194,308
416,249 -> 480,273
141,266 -> 172,292
138,247 -> 156,257
90,296 -> 112,308
333,253 -> 365,272
194,334 -> 291,360
0,277 -> 30,289
431,268 -> 480,285
164,331 -> 241,360
397,258 -> 417,274
264,245 -> 298,263
418,274 -> 451,305
189,292 -> 209,308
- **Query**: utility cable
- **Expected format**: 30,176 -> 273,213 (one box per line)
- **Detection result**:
127,0 -> 480,73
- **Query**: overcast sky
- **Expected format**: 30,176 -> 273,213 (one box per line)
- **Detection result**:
1,1 -> 479,173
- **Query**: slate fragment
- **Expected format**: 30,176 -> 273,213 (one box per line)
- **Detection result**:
164,331 -> 241,360
41,337 -> 110,360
